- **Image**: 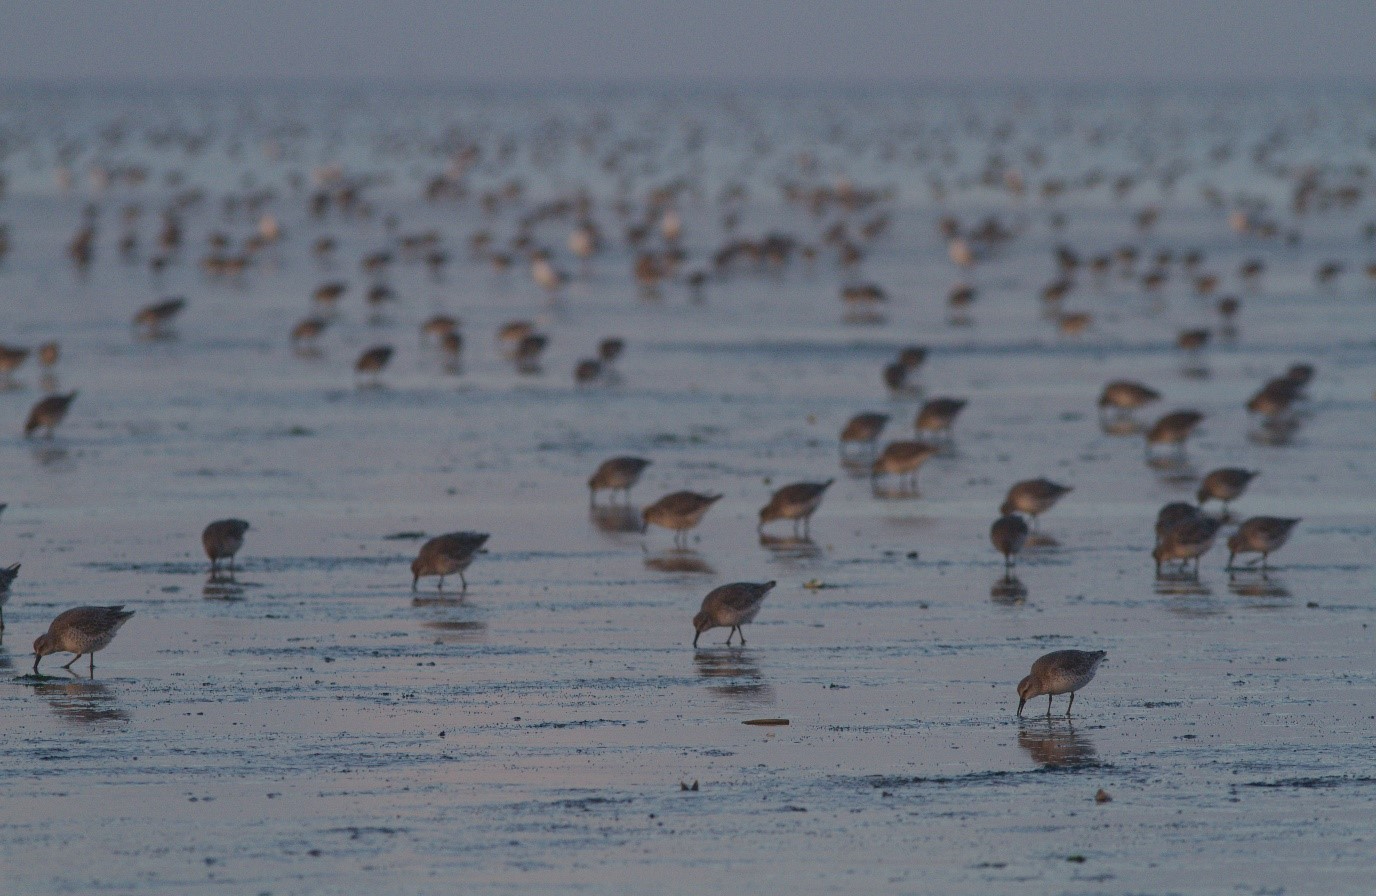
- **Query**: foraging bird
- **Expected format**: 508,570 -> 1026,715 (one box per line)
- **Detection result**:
588,456 -> 651,506
1146,410 -> 1203,454
202,519 -> 250,573
1153,516 -> 1223,575
758,480 -> 833,536
133,297 -> 186,336
1155,502 -> 1203,546
1227,517 -> 1300,571
1000,479 -> 1073,526
692,581 -> 775,647
839,412 -> 889,456
915,398 -> 967,441
871,441 -> 938,488
642,491 -> 722,546
411,532 -> 489,592
1196,468 -> 1259,512
1098,380 -> 1160,416
1016,649 -> 1106,717
990,514 -> 1030,571
33,606 -> 135,678
24,391 -> 77,438
354,345 -> 393,381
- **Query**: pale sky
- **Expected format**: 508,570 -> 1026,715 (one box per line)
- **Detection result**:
0,0 -> 1372,87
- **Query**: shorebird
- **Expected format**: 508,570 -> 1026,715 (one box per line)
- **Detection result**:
1000,479 -> 1073,527
840,412 -> 889,458
871,440 -> 938,489
290,316 -> 329,350
0,344 -> 30,380
1155,502 -> 1203,546
914,397 -> 967,442
33,606 -> 135,678
133,297 -> 186,337
1196,468 -> 1259,512
758,480 -> 833,536
1145,410 -> 1203,455
588,456 -> 651,506
355,345 -> 393,383
1098,380 -> 1160,418
24,392 -> 77,438
1153,516 -> 1222,575
202,519 -> 250,573
1016,649 -> 1107,717
990,514 -> 1030,571
1227,517 -> 1300,571
420,315 -> 459,344
411,532 -> 489,592
0,562 -> 19,631
692,581 -> 775,647
642,491 -> 721,546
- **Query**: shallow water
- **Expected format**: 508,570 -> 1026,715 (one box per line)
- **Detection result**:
0,85 -> 1375,894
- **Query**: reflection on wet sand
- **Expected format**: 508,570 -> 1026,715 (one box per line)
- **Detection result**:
870,482 -> 922,501
34,680 -> 130,725
589,504 -> 642,534
30,443 -> 73,470
1099,416 -> 1145,437
644,549 -> 715,575
203,574 -> 245,599
693,649 -> 774,704
758,533 -> 822,560
1248,416 -> 1303,447
1228,572 -> 1292,602
420,617 -> 487,644
1018,719 -> 1097,767
991,574 -> 1028,604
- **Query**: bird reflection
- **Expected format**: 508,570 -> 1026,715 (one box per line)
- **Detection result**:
870,482 -> 922,500
1248,416 -> 1302,447
758,533 -> 821,559
693,649 -> 774,704
1018,718 -> 1097,767
1099,417 -> 1144,437
1227,572 -> 1291,601
991,574 -> 1028,604
589,504 -> 642,534
34,680 -> 130,725
420,617 -> 487,643
30,443 -> 73,470
644,549 -> 715,575
203,574 -> 245,600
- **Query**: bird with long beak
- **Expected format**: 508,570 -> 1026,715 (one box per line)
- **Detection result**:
1016,650 -> 1106,717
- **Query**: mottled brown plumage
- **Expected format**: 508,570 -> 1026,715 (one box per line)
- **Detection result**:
1196,468 -> 1259,510
411,532 -> 490,592
1000,478 -> 1073,523
1153,516 -> 1222,574
758,480 -> 833,535
1227,517 -> 1300,570
642,491 -> 721,545
33,606 -> 135,678
871,440 -> 938,487
1017,650 -> 1106,717
990,514 -> 1029,570
692,581 -> 775,646
588,456 -> 651,505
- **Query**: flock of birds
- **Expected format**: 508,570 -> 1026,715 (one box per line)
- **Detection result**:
2,90 -> 1364,723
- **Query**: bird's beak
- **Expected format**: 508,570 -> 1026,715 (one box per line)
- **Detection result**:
692,630 -> 700,647
1016,697 -> 1025,717
32,655 -> 40,676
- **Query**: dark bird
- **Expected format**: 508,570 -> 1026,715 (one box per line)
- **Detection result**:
692,581 -> 775,647
24,391 -> 77,438
33,606 -> 135,678
1016,650 -> 1106,717
202,519 -> 250,573
411,532 -> 489,592
588,456 -> 651,506
758,480 -> 833,536
990,514 -> 1030,571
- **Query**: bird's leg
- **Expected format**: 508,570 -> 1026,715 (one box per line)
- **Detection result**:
738,629 -> 746,646
459,571 -> 468,593
723,627 -> 734,646
1066,691 -> 1075,716
1045,695 -> 1053,717
437,576 -> 445,592
61,653 -> 83,671
89,653 -> 94,678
